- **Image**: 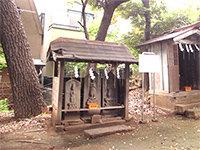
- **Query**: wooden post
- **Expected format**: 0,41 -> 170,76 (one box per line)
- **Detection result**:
199,51 -> 200,90
124,63 -> 129,119
142,72 -> 144,121
56,61 -> 65,124
153,72 -> 156,119
54,61 -> 58,77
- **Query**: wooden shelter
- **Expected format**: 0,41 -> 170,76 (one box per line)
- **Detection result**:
136,22 -> 200,113
47,37 -> 138,129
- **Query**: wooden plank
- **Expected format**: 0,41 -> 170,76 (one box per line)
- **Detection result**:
173,29 -> 200,43
167,43 -> 180,92
124,63 -> 129,119
199,48 -> 200,89
51,77 -> 59,126
56,61 -> 65,125
54,61 -> 58,77
62,105 -> 125,112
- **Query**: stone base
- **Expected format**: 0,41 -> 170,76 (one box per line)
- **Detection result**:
175,102 -> 200,114
55,125 -> 64,132
84,125 -> 133,138
149,90 -> 200,113
91,115 -> 101,124
185,108 -> 200,119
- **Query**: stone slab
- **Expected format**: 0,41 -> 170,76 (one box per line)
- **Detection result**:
185,108 -> 200,119
84,125 -> 133,138
175,102 -> 200,114
55,125 -> 64,132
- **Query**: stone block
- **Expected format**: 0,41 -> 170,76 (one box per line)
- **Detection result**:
55,125 -> 64,132
84,125 -> 133,138
185,108 -> 200,119
91,115 -> 101,124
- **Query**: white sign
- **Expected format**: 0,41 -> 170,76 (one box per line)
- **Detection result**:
139,54 -> 161,73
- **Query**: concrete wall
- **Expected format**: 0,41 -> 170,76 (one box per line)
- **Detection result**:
38,1 -> 88,77
15,0 -> 43,60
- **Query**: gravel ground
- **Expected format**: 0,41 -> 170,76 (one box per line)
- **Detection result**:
0,112 -> 51,134
0,88 -> 200,150
0,88 -> 166,134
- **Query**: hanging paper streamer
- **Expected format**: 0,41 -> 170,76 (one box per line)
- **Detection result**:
185,44 -> 190,53
195,44 -> 199,51
89,67 -> 95,80
117,68 -> 120,79
189,44 -> 194,53
178,43 -> 184,52
104,68 -> 109,80
74,66 -> 79,78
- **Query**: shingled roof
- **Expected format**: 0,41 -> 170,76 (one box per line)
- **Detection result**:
136,21 -> 200,48
47,37 -> 138,64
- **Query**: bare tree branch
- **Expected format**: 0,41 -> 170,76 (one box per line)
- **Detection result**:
80,0 -> 90,40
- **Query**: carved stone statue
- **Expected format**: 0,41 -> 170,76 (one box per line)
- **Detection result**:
83,72 -> 101,108
67,83 -> 77,109
87,79 -> 98,104
103,71 -> 119,107
65,79 -> 80,110
89,80 -> 96,98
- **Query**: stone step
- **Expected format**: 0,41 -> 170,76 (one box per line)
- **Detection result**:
175,102 -> 200,114
84,125 -> 133,138
185,108 -> 200,119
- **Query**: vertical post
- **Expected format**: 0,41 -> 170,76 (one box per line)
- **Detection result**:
199,50 -> 200,90
57,61 -> 64,124
124,63 -> 129,119
153,72 -> 156,120
54,61 -> 58,77
142,72 -> 144,121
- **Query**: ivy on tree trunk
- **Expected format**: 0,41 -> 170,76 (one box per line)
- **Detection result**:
0,0 -> 46,118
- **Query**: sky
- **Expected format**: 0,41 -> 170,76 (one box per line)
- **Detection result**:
34,0 -> 199,35
165,0 -> 190,11
34,0 -> 195,14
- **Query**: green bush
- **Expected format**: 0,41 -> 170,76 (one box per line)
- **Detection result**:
0,98 -> 10,112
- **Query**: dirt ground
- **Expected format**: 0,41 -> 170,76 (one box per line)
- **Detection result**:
0,113 -> 200,150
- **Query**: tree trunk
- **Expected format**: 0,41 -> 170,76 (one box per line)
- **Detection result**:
142,0 -> 150,91
0,0 -> 46,118
79,0 -> 90,40
95,0 -> 129,41
141,0 -> 150,41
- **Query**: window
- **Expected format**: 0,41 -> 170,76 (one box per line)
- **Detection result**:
39,13 -> 45,33
51,8 -> 94,30
68,9 -> 94,27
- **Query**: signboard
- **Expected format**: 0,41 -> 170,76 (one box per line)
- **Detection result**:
139,54 -> 161,73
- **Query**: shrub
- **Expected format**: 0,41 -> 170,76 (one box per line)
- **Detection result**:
0,98 -> 9,112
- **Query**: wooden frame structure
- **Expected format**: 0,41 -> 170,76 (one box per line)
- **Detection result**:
136,22 -> 200,113
47,37 -> 138,127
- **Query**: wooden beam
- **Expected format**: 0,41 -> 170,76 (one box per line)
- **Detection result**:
124,63 -> 130,119
173,29 -> 200,43
56,61 -> 65,125
199,50 -> 200,90
62,105 -> 125,112
54,61 -> 58,77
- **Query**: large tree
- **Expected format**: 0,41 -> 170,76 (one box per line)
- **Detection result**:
141,0 -> 150,91
118,0 -> 192,90
94,0 -> 129,41
141,0 -> 150,41
82,0 -> 129,41
0,0 -> 46,118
